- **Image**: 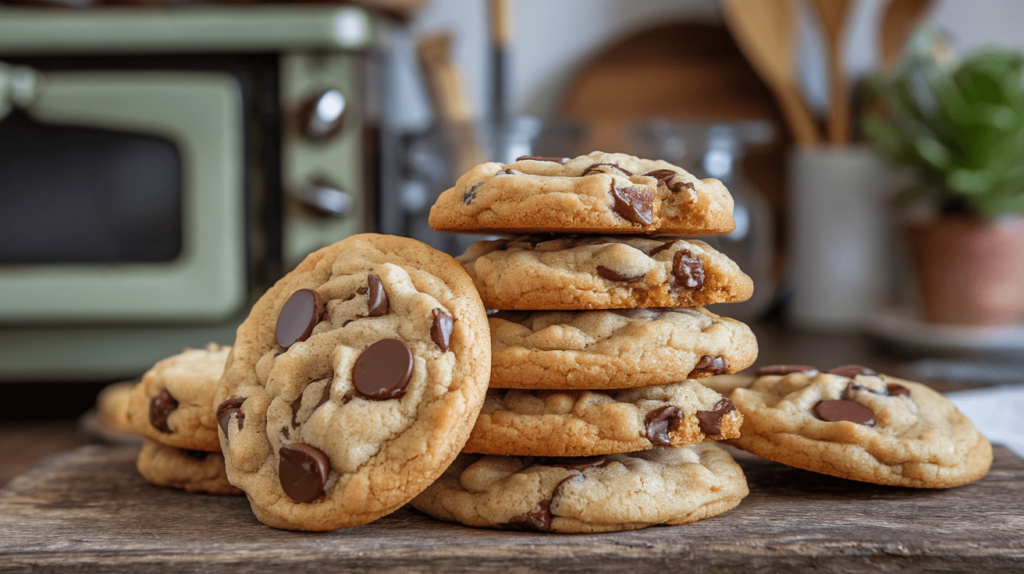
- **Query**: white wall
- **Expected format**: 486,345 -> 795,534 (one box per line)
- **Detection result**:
403,0 -> 1024,123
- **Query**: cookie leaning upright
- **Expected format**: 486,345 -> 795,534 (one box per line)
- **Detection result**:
428,151 -> 735,235
214,234 -> 491,531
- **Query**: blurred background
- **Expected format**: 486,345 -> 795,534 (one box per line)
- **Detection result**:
1,0 -> 1023,482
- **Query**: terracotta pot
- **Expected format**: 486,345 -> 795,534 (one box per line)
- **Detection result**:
907,216 -> 1024,326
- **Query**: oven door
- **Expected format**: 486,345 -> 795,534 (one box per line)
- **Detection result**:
0,65 -> 246,323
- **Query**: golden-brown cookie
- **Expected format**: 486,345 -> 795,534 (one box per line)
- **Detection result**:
214,234 -> 491,531
465,381 -> 742,457
729,365 -> 993,488
458,235 -> 753,311
127,344 -> 230,452
136,439 -> 242,496
489,307 -> 756,389
412,444 -> 748,533
428,151 -> 735,235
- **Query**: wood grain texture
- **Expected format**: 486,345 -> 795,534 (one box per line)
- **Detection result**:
1,445 -> 1021,572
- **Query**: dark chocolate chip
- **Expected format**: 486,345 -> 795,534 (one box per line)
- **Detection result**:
149,390 -> 178,434
431,309 -> 454,352
366,273 -> 389,317
315,383 -> 333,411
276,289 -> 326,349
463,182 -> 482,205
183,450 -> 209,461
507,500 -> 552,532
497,168 -> 522,175
352,339 -> 414,400
643,169 -> 694,193
690,355 -> 729,376
696,398 -> 735,436
582,163 -> 633,177
647,239 -> 677,257
887,384 -> 912,397
814,400 -> 876,425
645,406 -> 683,446
538,455 -> 607,471
516,155 -> 569,164
596,266 -> 646,283
672,250 -> 705,290
828,365 -> 878,378
755,365 -> 819,377
279,443 -> 331,503
290,394 -> 304,429
216,397 -> 246,435
610,185 -> 654,225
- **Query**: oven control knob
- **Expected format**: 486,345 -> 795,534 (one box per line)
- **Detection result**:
293,179 -> 351,216
298,89 -> 346,141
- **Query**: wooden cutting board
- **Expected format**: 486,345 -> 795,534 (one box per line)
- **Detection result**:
1,444 -> 1022,572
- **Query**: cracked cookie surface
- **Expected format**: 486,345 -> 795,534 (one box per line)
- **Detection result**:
136,439 -> 242,496
428,151 -> 735,235
411,443 -> 748,533
728,366 -> 992,488
458,235 -> 753,310
465,380 -> 742,457
127,344 -> 230,451
489,307 -> 756,389
214,234 -> 490,531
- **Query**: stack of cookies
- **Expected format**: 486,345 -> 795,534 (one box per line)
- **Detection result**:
411,151 -> 760,533
127,344 -> 241,496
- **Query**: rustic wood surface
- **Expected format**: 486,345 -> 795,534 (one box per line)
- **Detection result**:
0,445 -> 1021,573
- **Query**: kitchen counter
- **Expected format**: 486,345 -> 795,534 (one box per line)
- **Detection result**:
1,444 -> 1021,572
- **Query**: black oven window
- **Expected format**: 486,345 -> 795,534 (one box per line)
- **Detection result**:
0,110 -> 183,264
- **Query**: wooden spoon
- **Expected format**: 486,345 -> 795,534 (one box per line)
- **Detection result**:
881,0 -> 934,69
811,0 -> 854,145
722,0 -> 819,148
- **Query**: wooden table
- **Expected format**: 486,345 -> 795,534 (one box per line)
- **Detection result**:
1,444 -> 1021,572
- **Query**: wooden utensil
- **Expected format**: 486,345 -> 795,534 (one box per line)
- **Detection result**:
722,0 -> 819,148
881,0 -> 934,69
811,0 -> 854,145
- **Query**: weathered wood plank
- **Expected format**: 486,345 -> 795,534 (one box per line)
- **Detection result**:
0,445 -> 1021,573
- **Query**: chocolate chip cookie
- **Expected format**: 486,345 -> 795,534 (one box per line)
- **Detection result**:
127,344 -> 231,452
412,443 -> 748,533
428,151 -> 735,235
458,235 -> 753,311
465,380 -> 742,457
214,234 -> 491,531
728,365 -> 993,488
489,307 -> 756,389
136,439 -> 242,496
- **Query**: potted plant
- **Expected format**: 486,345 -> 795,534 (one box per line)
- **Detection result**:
862,33 -> 1024,326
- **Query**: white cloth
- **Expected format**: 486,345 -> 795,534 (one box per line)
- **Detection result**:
947,384 -> 1024,458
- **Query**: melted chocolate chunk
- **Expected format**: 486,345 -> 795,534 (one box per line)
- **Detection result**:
538,455 -> 607,471
690,355 -> 729,376
352,339 -> 414,400
755,365 -> 819,377
596,266 -> 646,283
647,239 -> 677,257
814,400 -> 876,426
696,398 -> 735,436
610,185 -> 654,225
315,383 -> 334,410
645,406 -> 684,446
149,390 -> 178,434
497,168 -> 522,175
828,365 -> 878,378
290,394 -> 304,428
672,250 -> 705,290
643,169 -> 695,193
366,273 -> 389,317
183,450 -> 209,461
431,309 -> 455,352
279,443 -> 331,503
216,397 -> 246,435
276,289 -> 326,349
516,155 -> 569,164
887,384 -> 911,397
462,182 -> 482,205
507,501 -> 552,532
582,163 -> 633,177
